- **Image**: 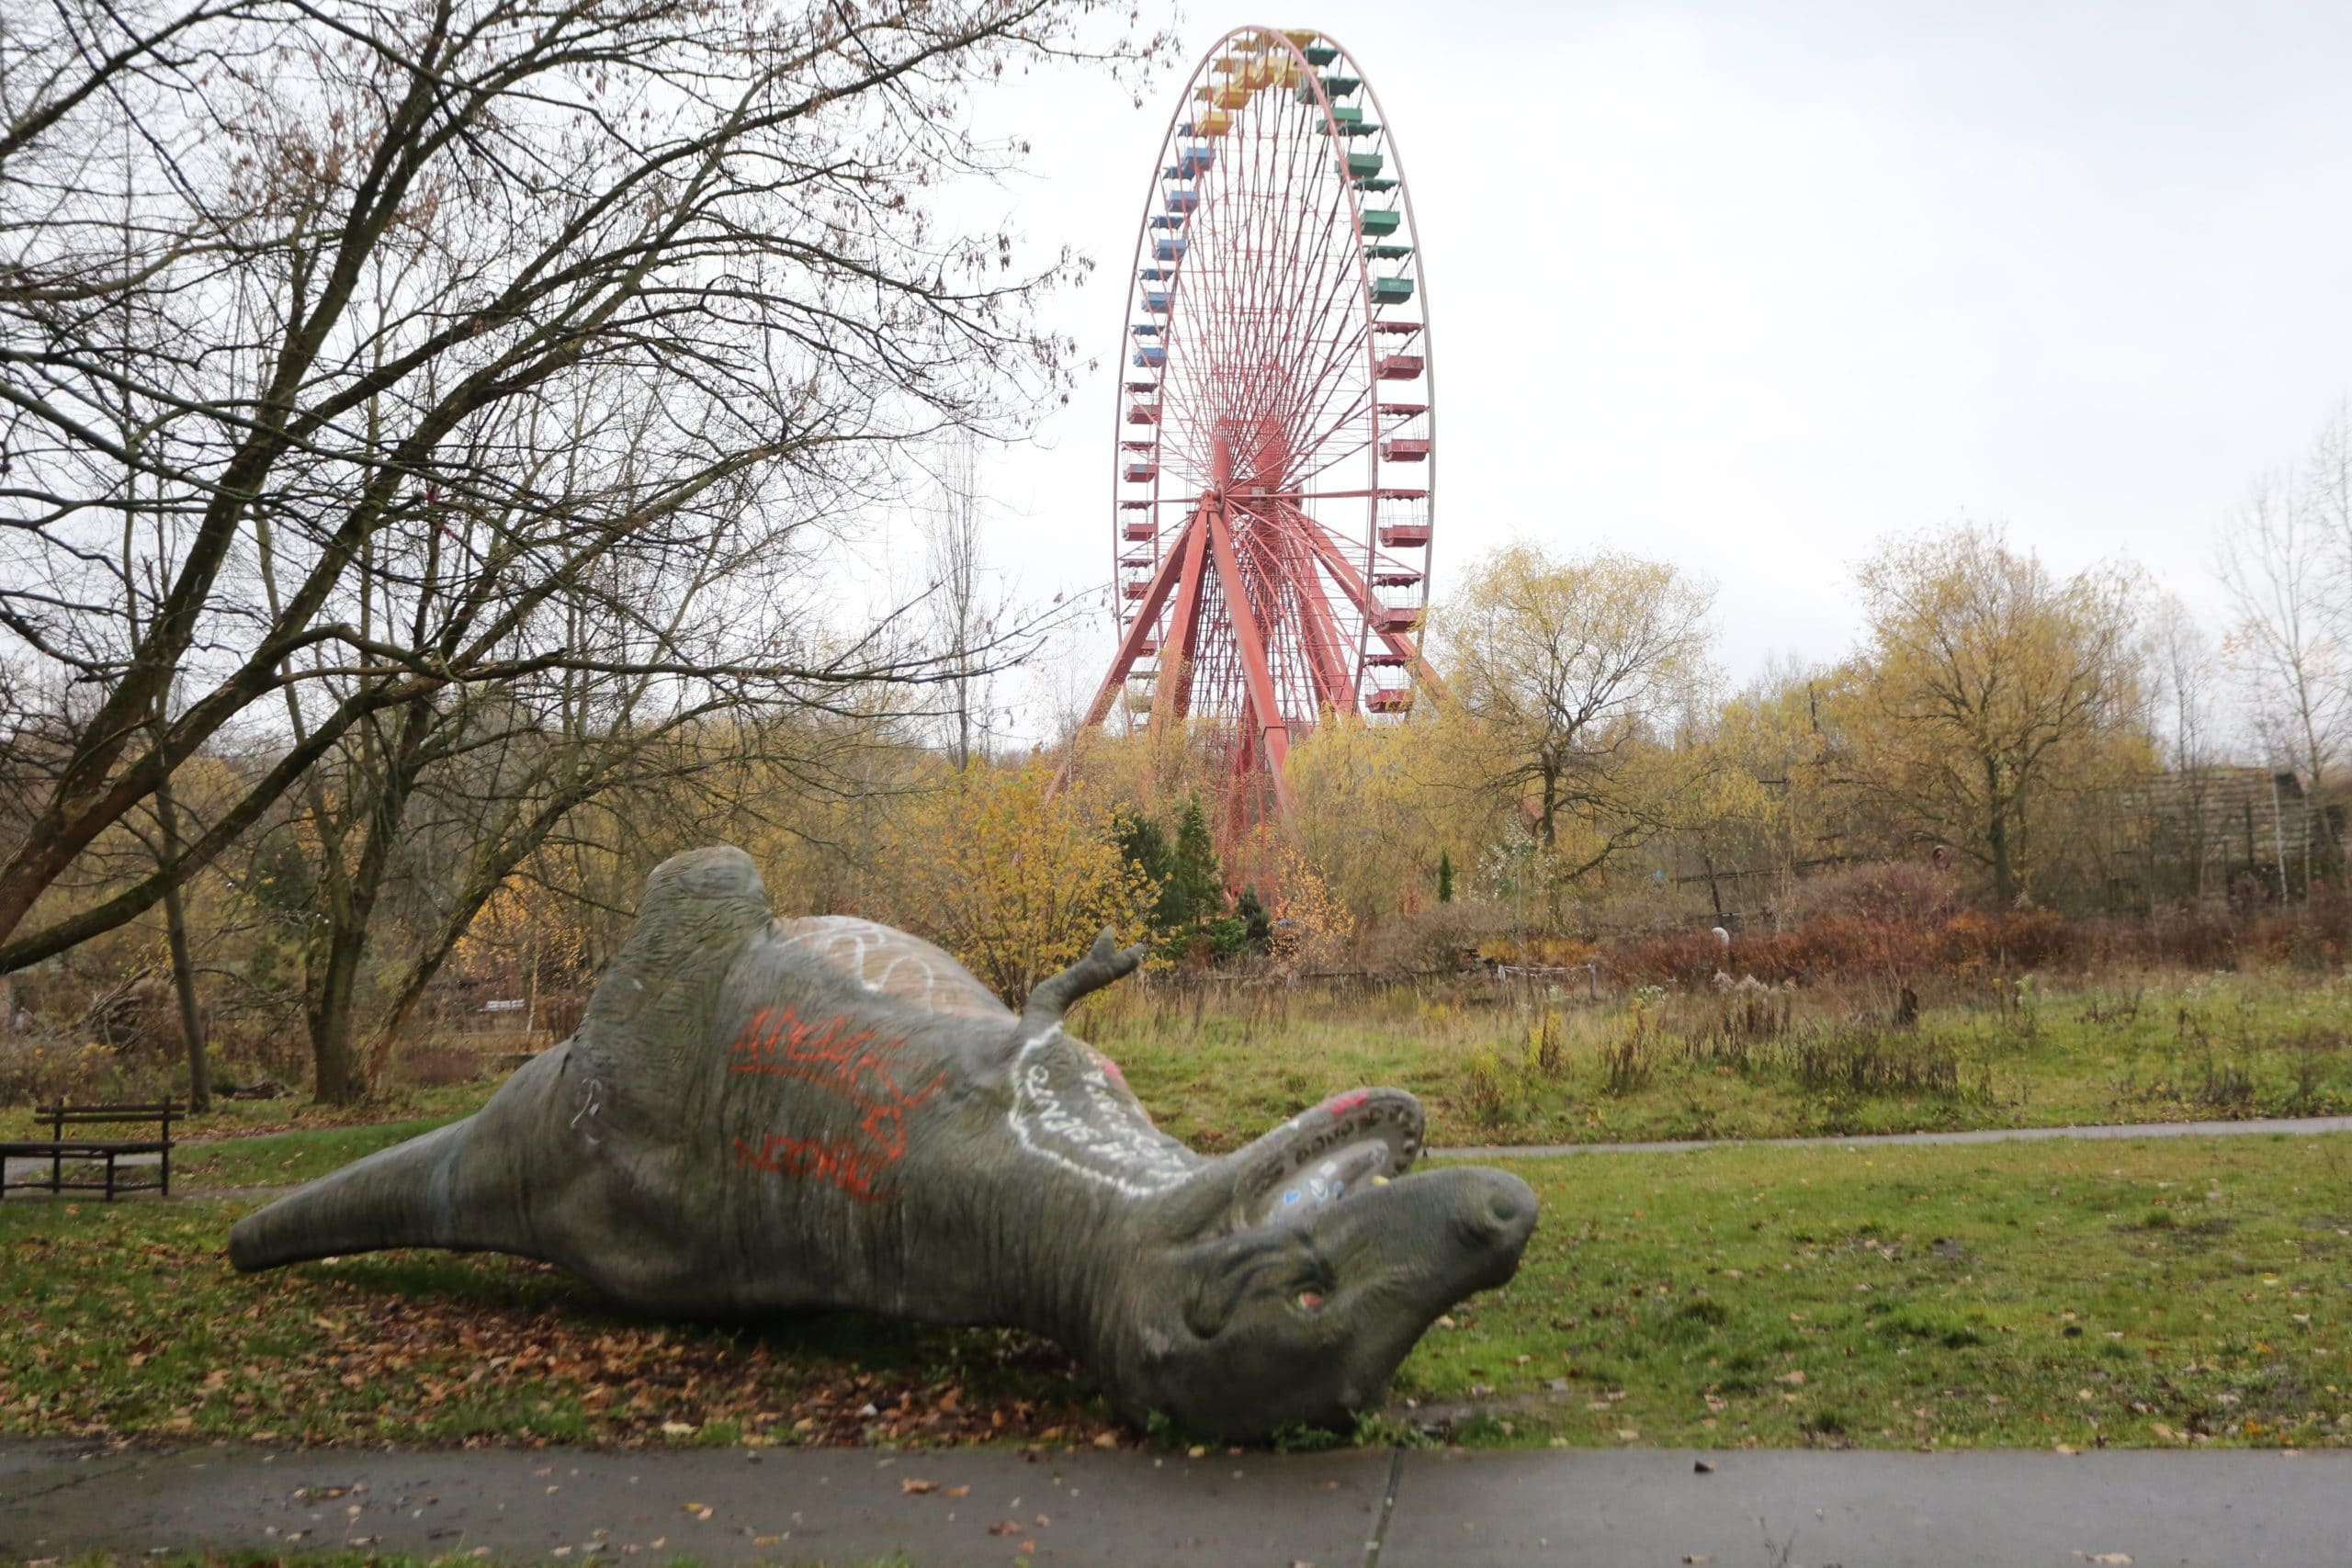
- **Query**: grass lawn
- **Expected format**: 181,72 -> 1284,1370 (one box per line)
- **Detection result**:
6,1131 -> 2346,1453
1088,969 -> 2352,1150
174,1119 -> 469,1190
1408,1131 -> 2352,1450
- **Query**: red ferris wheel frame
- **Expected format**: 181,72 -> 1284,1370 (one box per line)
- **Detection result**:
1075,24 -> 1442,837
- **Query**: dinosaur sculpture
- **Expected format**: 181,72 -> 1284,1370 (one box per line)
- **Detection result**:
230,847 -> 1537,1438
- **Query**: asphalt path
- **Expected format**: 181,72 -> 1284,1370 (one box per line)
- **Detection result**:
6,1438 -> 2350,1566
1433,1112 -> 2352,1161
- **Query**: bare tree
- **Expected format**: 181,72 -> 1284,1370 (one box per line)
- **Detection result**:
2216,469 -> 2347,794
922,430 -> 997,768
0,0 -> 1162,980
2141,593 -> 2226,904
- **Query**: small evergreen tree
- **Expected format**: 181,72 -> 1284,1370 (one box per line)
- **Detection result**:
1113,809 -> 1179,929
1236,886 -> 1273,953
1437,848 -> 1454,904
1167,795 -> 1224,926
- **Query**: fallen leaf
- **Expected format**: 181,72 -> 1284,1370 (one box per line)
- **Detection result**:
988,1520 -> 1021,1536
2077,1555 -> 2133,1565
946,1485 -> 971,1499
900,1478 -> 938,1495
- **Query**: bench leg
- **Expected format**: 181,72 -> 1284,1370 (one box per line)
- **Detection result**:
105,1155 -> 116,1202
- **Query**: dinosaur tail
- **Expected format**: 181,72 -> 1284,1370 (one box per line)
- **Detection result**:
227,1117 -> 516,1271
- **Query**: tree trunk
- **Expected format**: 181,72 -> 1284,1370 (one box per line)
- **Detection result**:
1985,758 -> 2017,907
153,772 -> 210,1113
306,919 -> 371,1105
1986,813 -> 2017,907
302,698 -> 437,1104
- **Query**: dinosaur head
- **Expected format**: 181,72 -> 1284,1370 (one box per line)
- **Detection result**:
1102,1087 -> 1537,1439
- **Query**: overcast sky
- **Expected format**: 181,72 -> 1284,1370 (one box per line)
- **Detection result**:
922,1 -> 2352,741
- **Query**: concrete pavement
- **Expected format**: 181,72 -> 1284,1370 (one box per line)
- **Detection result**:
6,1438 -> 2351,1566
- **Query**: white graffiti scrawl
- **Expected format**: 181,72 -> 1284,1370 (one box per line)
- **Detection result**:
1008,1025 -> 1198,1198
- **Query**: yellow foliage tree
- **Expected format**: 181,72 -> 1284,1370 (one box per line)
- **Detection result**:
1283,714 -> 1487,924
875,759 -> 1153,1006
1433,542 -> 1718,897
1831,525 -> 2153,905
1258,833 -> 1353,968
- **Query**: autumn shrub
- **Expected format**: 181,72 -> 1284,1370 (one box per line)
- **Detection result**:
2073,906 -> 2243,972
1938,908 -> 2072,974
396,1044 -> 493,1089
871,760 -> 1154,1006
1774,861 -> 1962,930
1353,902 -> 1510,977
1605,929 -> 1728,986
1459,1045 -> 1511,1123
0,1036 -> 174,1108
1600,863 -> 2075,989
2247,886 -> 2352,970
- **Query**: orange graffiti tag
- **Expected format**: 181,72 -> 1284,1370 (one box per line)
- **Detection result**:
725,1005 -> 945,1200
731,1132 -> 896,1202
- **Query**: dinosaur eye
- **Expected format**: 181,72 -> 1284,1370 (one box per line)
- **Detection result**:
1296,1289 -> 1325,1311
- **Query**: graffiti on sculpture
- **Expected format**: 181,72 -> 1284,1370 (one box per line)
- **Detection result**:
1007,1022 -> 1196,1199
726,1003 -> 944,1168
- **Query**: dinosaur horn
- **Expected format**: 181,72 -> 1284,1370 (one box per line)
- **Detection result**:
1023,929 -> 1146,1026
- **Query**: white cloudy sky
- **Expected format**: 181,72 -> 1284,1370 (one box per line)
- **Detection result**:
914,1 -> 2352,740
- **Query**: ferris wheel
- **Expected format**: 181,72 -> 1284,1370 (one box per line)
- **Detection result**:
1075,24 -> 1439,829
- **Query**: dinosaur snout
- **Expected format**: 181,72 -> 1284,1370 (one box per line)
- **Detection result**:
1452,1169 -> 1537,1251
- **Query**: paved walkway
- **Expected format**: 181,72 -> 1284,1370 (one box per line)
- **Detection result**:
6,1439 -> 2350,1566
1435,1112 -> 2352,1161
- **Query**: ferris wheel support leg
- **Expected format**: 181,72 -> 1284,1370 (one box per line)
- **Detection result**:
1076,522 -> 1198,734
1302,527 -> 1450,700
1151,509 -> 1214,729
1283,523 -> 1359,716
1204,503 -> 1295,818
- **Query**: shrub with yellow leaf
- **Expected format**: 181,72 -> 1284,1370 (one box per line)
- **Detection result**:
872,760 -> 1154,1007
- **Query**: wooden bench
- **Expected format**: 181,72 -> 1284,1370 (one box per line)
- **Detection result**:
0,1099 -> 176,1201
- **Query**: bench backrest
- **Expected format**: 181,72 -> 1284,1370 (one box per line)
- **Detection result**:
40,1100 -> 177,1139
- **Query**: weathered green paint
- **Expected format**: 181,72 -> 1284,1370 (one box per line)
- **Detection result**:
229,848 -> 1536,1439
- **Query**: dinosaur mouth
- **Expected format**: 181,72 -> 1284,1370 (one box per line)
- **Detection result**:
1237,1089 -> 1422,1228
